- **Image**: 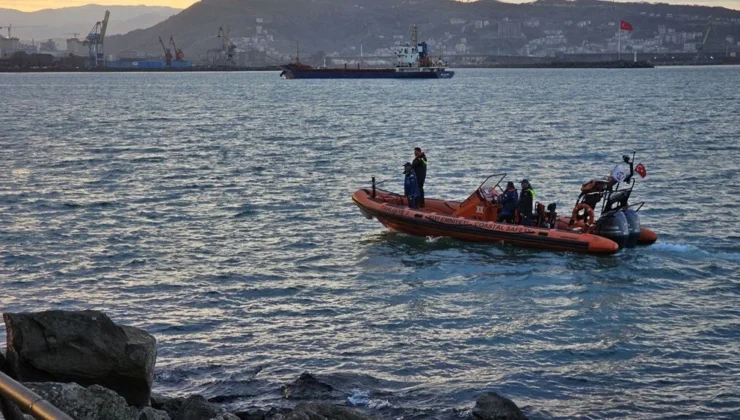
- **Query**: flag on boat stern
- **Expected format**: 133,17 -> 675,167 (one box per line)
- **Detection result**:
635,163 -> 647,178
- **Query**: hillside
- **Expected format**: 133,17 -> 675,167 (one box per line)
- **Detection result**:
0,4 -> 181,40
103,0 -> 740,63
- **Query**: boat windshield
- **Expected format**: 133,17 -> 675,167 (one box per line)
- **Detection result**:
477,173 -> 507,194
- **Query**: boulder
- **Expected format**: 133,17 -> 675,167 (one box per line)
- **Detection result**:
25,382 -> 139,420
233,407 -> 291,420
150,393 -> 184,417
173,395 -> 240,420
277,403 -> 374,420
3,310 -> 156,406
471,392 -> 527,420
138,406 -> 171,420
282,372 -> 343,401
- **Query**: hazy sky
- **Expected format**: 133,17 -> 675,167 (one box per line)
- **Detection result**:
2,0 -> 738,12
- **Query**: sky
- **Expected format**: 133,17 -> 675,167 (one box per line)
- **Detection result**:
1,0 -> 738,12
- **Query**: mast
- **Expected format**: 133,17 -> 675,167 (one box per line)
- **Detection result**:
617,20 -> 621,60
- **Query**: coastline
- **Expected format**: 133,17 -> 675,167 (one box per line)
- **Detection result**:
4,60 -> 740,73
0,311 -> 528,420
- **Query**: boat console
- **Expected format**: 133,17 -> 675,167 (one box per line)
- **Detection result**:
452,174 -> 506,221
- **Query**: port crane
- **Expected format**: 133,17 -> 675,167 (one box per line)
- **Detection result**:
693,20 -> 716,63
159,36 -> 173,66
84,10 -> 110,67
217,27 -> 236,65
0,24 -> 46,38
169,35 -> 184,61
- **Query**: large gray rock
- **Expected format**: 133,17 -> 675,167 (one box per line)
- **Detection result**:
173,395 -> 240,420
138,406 -> 171,420
150,393 -> 184,417
282,372 -> 344,401
471,392 -> 526,420
25,382 -> 139,420
4,310 -> 157,406
233,407 -> 291,420
277,403 -> 374,420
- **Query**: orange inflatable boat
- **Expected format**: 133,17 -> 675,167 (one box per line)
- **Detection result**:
352,155 -> 658,254
352,175 -> 620,254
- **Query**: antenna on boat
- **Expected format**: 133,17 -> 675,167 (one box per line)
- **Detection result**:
295,41 -> 300,65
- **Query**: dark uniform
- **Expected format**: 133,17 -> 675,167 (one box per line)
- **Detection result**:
518,180 -> 536,226
404,164 -> 421,209
497,184 -> 519,223
411,150 -> 428,207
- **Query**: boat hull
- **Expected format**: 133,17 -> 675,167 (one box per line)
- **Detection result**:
352,189 -> 619,255
556,216 -> 657,246
280,65 -> 454,79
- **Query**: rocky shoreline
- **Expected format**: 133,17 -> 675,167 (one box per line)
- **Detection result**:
0,311 -> 527,420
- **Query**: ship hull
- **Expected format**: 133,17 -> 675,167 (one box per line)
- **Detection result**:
280,65 -> 454,79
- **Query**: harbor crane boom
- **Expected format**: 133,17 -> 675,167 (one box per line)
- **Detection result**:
0,24 -> 46,38
170,35 -> 184,61
159,36 -> 172,66
217,26 -> 236,65
84,10 -> 110,67
692,20 -> 716,63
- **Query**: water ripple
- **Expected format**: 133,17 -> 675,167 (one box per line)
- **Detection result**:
1,68 -> 739,419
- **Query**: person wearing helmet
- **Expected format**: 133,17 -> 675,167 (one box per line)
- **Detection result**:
404,162 -> 421,209
517,179 -> 536,226
497,181 -> 519,223
411,147 -> 428,207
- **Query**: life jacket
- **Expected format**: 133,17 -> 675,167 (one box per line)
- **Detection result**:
518,186 -> 536,215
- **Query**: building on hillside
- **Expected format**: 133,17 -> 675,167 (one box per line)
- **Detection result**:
0,36 -> 21,56
40,39 -> 57,52
66,38 -> 87,56
498,19 -> 521,38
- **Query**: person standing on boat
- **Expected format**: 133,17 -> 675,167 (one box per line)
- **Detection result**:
518,179 -> 536,226
497,181 -> 519,223
404,162 -> 421,209
411,147 -> 428,207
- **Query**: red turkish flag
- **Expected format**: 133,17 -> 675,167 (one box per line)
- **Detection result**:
635,163 -> 647,178
620,20 -> 634,31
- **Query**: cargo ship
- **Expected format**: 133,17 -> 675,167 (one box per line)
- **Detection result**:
280,26 -> 454,80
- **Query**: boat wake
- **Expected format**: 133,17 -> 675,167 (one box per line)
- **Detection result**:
650,242 -> 740,263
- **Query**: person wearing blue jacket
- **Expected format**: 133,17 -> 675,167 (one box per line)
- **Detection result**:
497,181 -> 519,223
404,162 -> 420,209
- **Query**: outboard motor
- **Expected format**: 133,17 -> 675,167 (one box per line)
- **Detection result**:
623,207 -> 641,248
593,210 -> 629,249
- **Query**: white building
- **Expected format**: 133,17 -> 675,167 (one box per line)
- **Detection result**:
66,38 -> 87,56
